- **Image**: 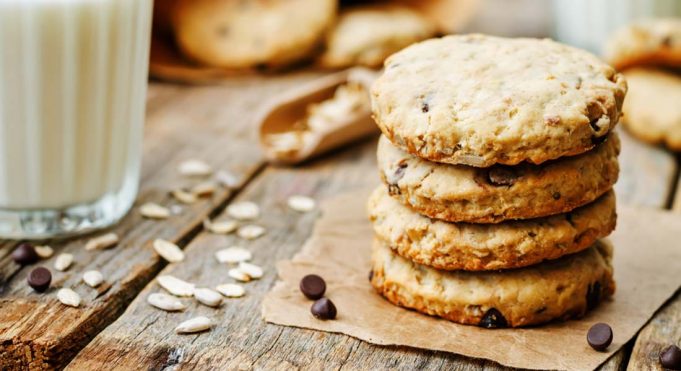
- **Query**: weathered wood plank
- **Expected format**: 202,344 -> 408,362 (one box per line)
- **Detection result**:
626,292 -> 681,371
68,138 -> 520,371
614,129 -> 678,208
625,168 -> 681,371
0,73 -> 321,370
603,129 -> 679,371
68,127 -> 676,370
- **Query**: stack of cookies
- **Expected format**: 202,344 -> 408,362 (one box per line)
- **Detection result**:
367,34 -> 628,328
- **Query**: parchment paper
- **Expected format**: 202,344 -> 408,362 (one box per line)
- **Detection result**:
262,189 -> 681,370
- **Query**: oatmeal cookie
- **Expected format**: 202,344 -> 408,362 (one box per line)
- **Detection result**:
368,186 -> 617,270
377,133 -> 620,223
371,34 -> 627,167
369,238 -> 615,328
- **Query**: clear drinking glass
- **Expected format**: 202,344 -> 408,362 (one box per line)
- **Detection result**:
0,0 -> 154,239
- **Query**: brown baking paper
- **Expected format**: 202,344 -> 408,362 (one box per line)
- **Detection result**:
262,189 -> 681,371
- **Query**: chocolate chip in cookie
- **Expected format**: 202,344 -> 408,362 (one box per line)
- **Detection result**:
479,308 -> 508,328
586,281 -> 602,310
487,166 -> 518,186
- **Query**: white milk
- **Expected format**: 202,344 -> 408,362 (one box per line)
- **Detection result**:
0,0 -> 153,238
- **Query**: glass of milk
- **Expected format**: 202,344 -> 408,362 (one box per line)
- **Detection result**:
0,0 -> 153,239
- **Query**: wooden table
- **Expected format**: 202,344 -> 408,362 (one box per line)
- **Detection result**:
1,73 -> 679,370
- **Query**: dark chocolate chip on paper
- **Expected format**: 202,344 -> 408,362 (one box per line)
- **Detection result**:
300,274 -> 326,300
587,323 -> 613,351
479,308 -> 507,328
311,298 -> 337,320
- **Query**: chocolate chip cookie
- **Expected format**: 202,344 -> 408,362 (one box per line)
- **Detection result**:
371,34 -> 627,167
377,133 -> 620,223
368,186 -> 616,271
605,18 -> 681,71
370,238 -> 615,328
621,68 -> 681,151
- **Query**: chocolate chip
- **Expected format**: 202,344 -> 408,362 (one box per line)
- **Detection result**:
552,192 -> 561,200
27,267 -> 51,293
421,103 -> 429,113
12,243 -> 39,265
479,308 -> 507,328
487,166 -> 518,186
586,281 -> 601,310
591,134 -> 608,146
589,118 -> 602,132
368,270 -> 374,282
387,184 -> 401,196
311,298 -> 337,320
587,323 -> 613,351
300,274 -> 326,300
393,162 -> 408,181
660,345 -> 681,370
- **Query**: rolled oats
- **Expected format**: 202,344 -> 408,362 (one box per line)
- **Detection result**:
153,239 -> 185,263
85,233 -> 119,251
147,292 -> 186,312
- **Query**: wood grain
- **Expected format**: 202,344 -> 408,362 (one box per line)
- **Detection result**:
68,138 -> 534,370
68,125 -> 679,370
0,73 -> 320,370
2,75 -> 680,370
614,129 -> 678,208
627,293 -> 681,371
625,167 -> 681,371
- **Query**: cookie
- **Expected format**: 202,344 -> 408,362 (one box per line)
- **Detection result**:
377,133 -> 620,223
371,34 -> 627,167
621,68 -> 681,150
370,238 -> 615,328
173,0 -> 336,69
319,5 -> 436,68
368,186 -> 616,271
605,18 -> 681,71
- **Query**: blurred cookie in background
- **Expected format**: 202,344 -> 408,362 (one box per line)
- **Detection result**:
339,0 -> 480,34
172,0 -> 337,69
605,18 -> 681,71
621,68 -> 681,151
605,18 -> 681,151
319,5 -> 436,68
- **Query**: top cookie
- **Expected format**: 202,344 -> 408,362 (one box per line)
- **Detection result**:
605,18 -> 681,71
371,34 -> 627,167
